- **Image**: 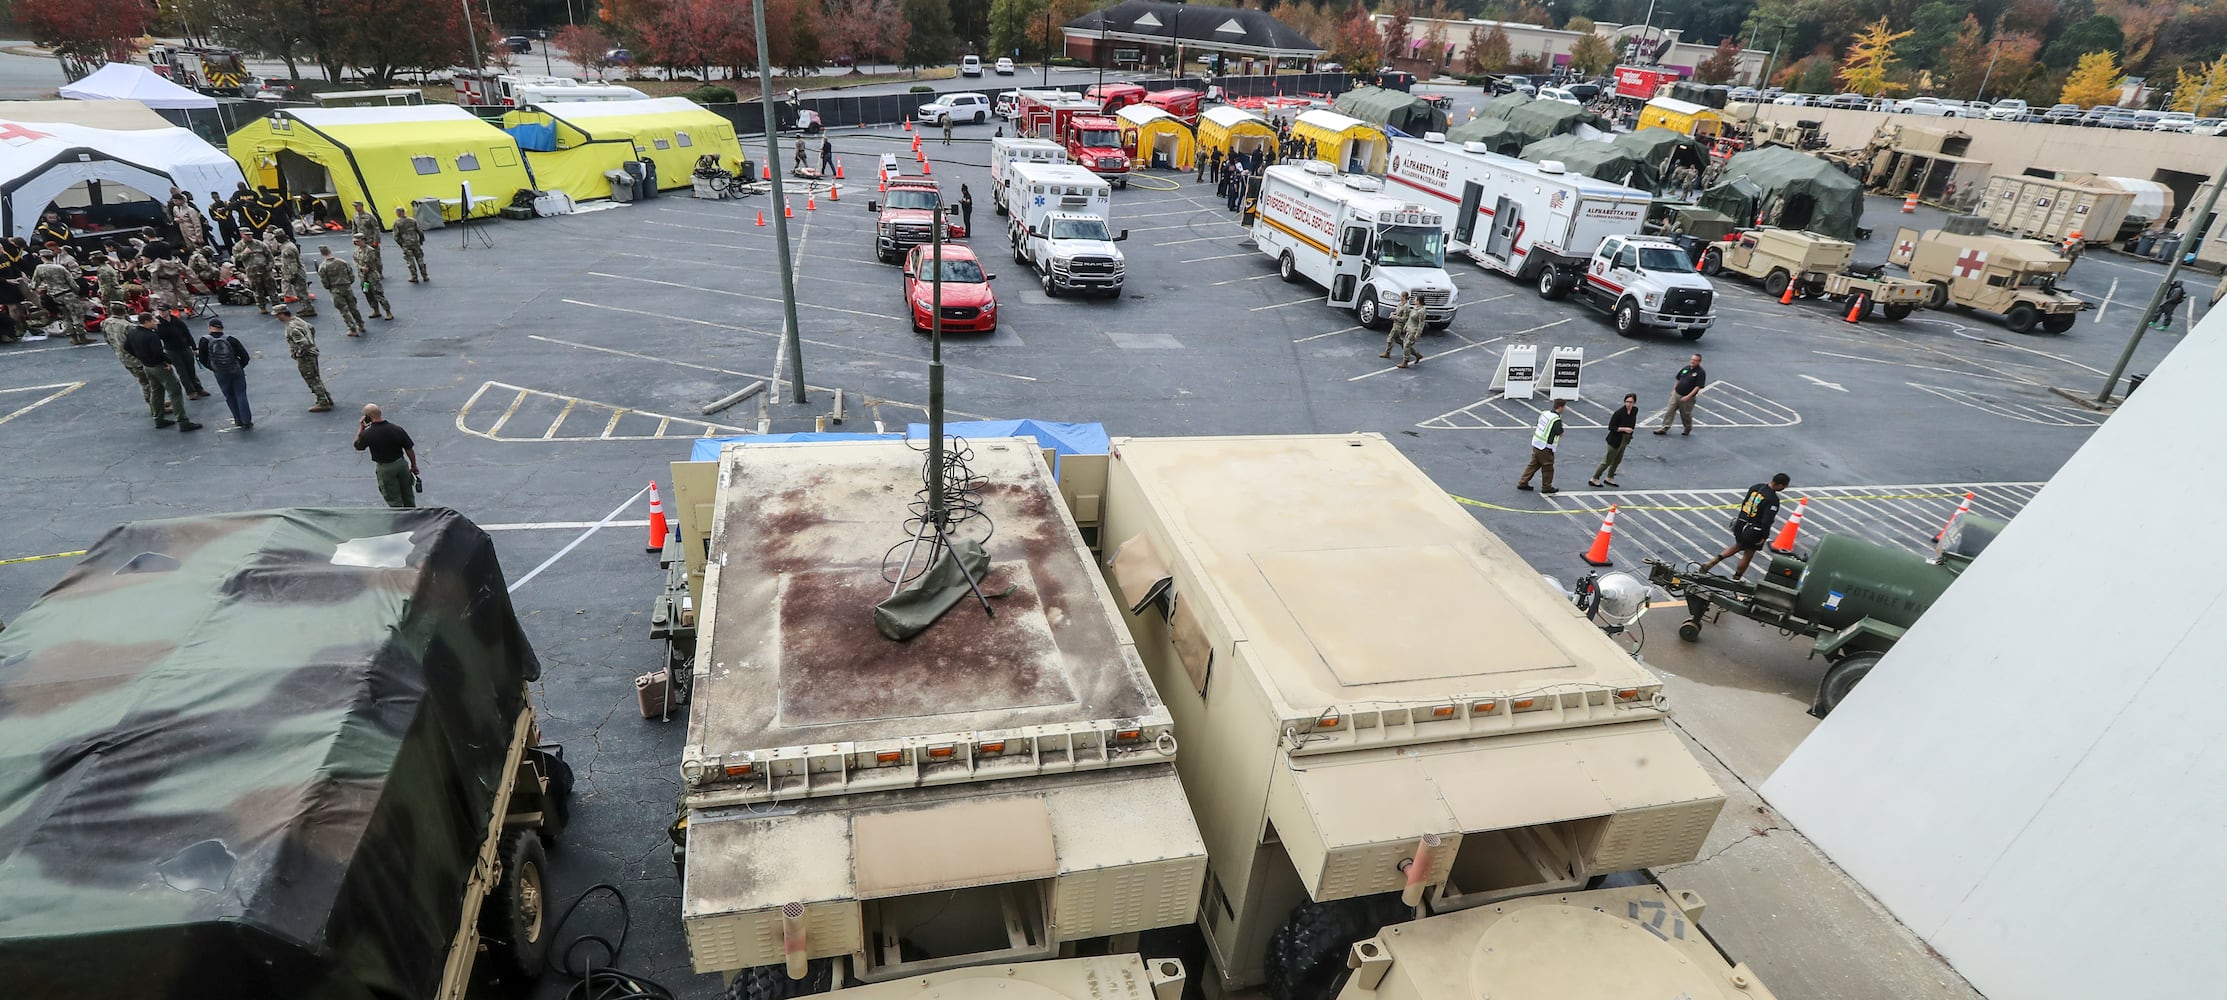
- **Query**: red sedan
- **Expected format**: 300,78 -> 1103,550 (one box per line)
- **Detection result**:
901,243 -> 998,333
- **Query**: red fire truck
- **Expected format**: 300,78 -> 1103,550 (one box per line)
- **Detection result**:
1017,92 -> 1131,188
1612,65 -> 1685,102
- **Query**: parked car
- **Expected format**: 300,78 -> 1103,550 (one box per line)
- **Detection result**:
1727,86 -> 1760,101
2193,117 -> 2227,136
1895,96 -> 1961,116
2152,110 -> 2194,132
901,243 -> 997,333
605,48 -> 631,64
1537,86 -> 1582,105
918,91 -> 991,125
994,57 -> 1015,76
1772,93 -> 1815,105
993,90 -> 1021,119
1823,92 -> 1870,108
503,35 -> 531,54
960,55 -> 983,77
1987,99 -> 2030,120
2041,103 -> 2083,124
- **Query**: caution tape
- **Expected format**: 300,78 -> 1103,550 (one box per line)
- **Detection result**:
0,549 -> 86,567
1449,491 -> 1974,515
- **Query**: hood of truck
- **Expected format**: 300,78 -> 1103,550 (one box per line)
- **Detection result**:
1648,270 -> 1715,294
1047,238 -> 1122,260
881,208 -> 935,225
1369,267 -> 1457,301
1075,146 -> 1129,168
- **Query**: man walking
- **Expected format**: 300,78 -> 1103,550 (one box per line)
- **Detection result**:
794,135 -> 808,172
1515,398 -> 1567,495
1699,473 -> 1791,579
393,206 -> 428,282
278,305 -> 335,412
350,200 -> 381,245
197,317 -> 252,429
275,233 -> 316,316
1590,394 -> 1639,488
958,184 -> 974,236
819,136 -> 835,174
125,313 -> 200,432
353,404 -> 420,508
316,245 -> 366,336
155,310 -> 209,399
1377,291 -> 1425,368
1654,353 -> 1706,436
2152,279 -> 2187,331
353,234 -> 394,321
101,300 -> 158,417
941,114 -> 953,146
31,249 -> 88,344
238,236 -> 278,313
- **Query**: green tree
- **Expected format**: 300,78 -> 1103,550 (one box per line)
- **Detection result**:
1901,1 -> 1968,72
1567,31 -> 1614,75
1466,23 -> 1510,74
902,0 -> 957,68
1328,2 -> 1383,75
987,0 -> 1045,61
2058,49 -> 2122,107
1838,17 -> 1913,96
2041,15 -> 2122,70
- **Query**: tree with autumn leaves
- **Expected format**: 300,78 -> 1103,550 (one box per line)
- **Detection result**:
2167,55 -> 2227,116
2059,51 -> 2124,108
1838,17 -> 1914,97
18,0 -> 152,80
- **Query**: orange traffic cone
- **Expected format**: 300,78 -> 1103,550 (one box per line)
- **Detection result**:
1902,192 -> 1919,213
911,135 -> 921,153
835,160 -> 844,179
829,184 -> 839,202
1931,491 -> 1974,544
1695,252 -> 1707,273
921,159 -> 931,175
1778,281 -> 1795,305
1770,497 -> 1807,553
806,194 -> 816,211
1581,505 -> 1618,567
784,200 -> 793,218
756,208 -> 765,227
878,178 -> 886,192
1844,293 -> 1867,323
763,164 -> 772,180
646,481 -> 670,554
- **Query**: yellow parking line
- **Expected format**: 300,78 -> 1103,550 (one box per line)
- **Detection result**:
543,399 -> 578,440
601,409 -> 626,438
488,388 -> 529,436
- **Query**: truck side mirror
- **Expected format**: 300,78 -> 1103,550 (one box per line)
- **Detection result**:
866,201 -> 879,213
1027,226 -> 1041,238
1114,229 -> 1130,242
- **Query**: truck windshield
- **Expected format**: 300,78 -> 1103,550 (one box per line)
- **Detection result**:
2018,272 -> 2058,289
921,258 -> 986,282
885,190 -> 940,210
1077,128 -> 1120,148
1635,245 -> 1689,271
1049,217 -> 1111,240
1374,225 -> 1445,268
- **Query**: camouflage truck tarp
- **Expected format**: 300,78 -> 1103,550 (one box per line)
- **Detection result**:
1442,117 -> 1520,154
1332,85 -> 1448,136
1611,127 -> 1709,187
1701,145 -> 1866,241
1479,92 -> 1533,121
1499,100 -> 1611,148
0,508 -> 541,1000
1518,134 -> 1644,187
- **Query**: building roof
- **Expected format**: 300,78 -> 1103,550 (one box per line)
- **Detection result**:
1065,0 -> 1323,58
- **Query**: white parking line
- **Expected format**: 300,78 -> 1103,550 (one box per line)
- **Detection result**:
1249,298 -> 1320,311
554,300 -> 1037,381
1349,335 -> 1509,382
1212,273 -> 1279,285
1294,325 -> 1364,343
1156,236 -> 1231,246
1180,252 -> 1252,263
587,271 -> 905,322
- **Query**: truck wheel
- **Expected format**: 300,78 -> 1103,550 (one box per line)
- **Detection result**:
727,958 -> 837,1000
1013,242 -> 1028,265
1812,652 -> 1883,718
2042,312 -> 2075,333
1613,300 -> 1640,337
2005,303 -> 2039,333
1041,269 -> 1059,297
1118,177 -> 1129,189
975,110 -> 987,124
1926,280 -> 1949,308
1278,252 -> 1299,283
1700,248 -> 1723,276
1761,269 -> 1790,299
1678,619 -> 1702,642
1884,303 -> 1913,321
1265,894 -> 1411,1000
1355,290 -> 1385,329
481,830 -> 550,980
525,744 -> 574,844
1536,265 -> 1569,300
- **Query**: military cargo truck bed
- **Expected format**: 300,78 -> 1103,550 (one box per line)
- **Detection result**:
683,439 -> 1170,801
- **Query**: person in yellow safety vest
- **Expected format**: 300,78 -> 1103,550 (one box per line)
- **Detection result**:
1515,398 -> 1567,495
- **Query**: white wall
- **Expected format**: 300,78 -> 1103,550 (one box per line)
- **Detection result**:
1762,309 -> 2227,999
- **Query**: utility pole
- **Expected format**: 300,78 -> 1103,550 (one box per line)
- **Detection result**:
1973,42 -> 2001,101
458,0 -> 484,70
753,0 -> 807,403
1043,9 -> 1052,87
927,206 -> 947,520
2096,157 -> 2227,404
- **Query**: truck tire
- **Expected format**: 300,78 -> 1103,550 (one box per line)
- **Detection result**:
1613,300 -> 1641,337
1537,265 -> 1569,300
1812,651 -> 1882,718
1118,176 -> 1129,189
480,830 -> 550,980
1926,280 -> 1949,308
1884,303 -> 1913,321
1678,619 -> 1702,642
1013,242 -> 1028,265
1278,251 -> 1299,283
1041,269 -> 1059,297
1761,269 -> 1791,299
525,744 -> 574,844
1700,248 -> 1723,276
1265,894 -> 1411,1000
1355,290 -> 1386,329
726,959 -> 836,1000
2005,303 -> 2039,333
975,110 -> 987,124
2042,311 -> 2076,333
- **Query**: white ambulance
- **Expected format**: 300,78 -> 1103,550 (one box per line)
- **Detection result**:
988,135 -> 1068,216
1384,133 -> 1652,282
1251,161 -> 1458,330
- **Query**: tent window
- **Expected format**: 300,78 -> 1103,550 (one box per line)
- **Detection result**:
491,146 -> 517,167
411,155 -> 439,175
455,152 -> 482,172
653,137 -> 670,150
676,131 -> 693,147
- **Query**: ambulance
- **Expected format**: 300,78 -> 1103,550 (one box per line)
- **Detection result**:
988,135 -> 1068,215
1383,133 -> 1652,282
1251,161 -> 1458,330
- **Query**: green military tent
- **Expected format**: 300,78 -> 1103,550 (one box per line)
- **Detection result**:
1499,100 -> 1611,148
1332,85 -> 1449,136
1610,127 -> 1709,190
1518,134 -> 1643,187
1701,146 -> 1866,240
1443,116 -> 1521,154
1480,92 -> 1534,121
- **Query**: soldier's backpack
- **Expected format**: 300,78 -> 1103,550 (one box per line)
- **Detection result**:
203,334 -> 243,374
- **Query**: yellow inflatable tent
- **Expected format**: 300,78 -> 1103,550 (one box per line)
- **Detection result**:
502,98 -> 741,201
1116,104 -> 1195,170
1197,106 -> 1275,161
227,105 -> 529,227
1292,108 -> 1388,175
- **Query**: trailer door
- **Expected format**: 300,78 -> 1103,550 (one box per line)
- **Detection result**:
1328,223 -> 1369,308
1454,180 -> 1484,244
1485,196 -> 1520,261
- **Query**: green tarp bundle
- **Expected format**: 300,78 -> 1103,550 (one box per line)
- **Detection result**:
0,508 -> 541,1000
1499,99 -> 1611,149
1480,92 -> 1534,121
1611,127 -> 1709,188
1443,117 -> 1521,154
1333,85 -> 1449,136
1518,134 -> 1643,187
1700,146 -> 1866,240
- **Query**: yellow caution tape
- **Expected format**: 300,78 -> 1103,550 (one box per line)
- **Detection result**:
0,549 -> 86,567
1449,491 -> 1973,515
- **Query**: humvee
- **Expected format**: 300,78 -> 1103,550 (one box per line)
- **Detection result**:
1705,227 -> 1932,320
1891,227 -> 2085,333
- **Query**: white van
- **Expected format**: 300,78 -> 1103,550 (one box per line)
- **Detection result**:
961,55 -> 983,77
1252,161 -> 1457,329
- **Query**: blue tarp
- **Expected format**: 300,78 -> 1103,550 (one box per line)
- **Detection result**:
506,122 -> 558,153
690,420 -> 1109,473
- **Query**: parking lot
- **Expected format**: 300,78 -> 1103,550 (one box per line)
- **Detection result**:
0,118 -> 2206,998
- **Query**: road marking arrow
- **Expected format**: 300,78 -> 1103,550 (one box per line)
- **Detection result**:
1799,374 -> 1847,392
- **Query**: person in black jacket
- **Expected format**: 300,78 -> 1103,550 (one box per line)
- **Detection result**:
154,311 -> 208,399
1700,473 -> 1791,579
124,313 -> 200,432
1590,394 -> 1639,488
197,318 -> 252,429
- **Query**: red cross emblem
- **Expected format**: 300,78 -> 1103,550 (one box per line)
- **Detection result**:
1895,240 -> 1915,258
0,122 -> 53,144
1952,248 -> 1989,279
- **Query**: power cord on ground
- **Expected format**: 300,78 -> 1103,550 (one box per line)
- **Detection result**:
545,883 -> 675,1000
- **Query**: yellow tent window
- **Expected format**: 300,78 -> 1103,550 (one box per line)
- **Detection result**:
676,131 -> 693,147
491,146 -> 517,167
456,152 -> 481,171
653,137 -> 670,150
412,155 -> 440,175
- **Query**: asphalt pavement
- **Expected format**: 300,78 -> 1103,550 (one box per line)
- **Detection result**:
0,122 -> 2201,999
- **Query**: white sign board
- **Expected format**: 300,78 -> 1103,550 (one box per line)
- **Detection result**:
1548,346 -> 1584,400
1498,344 -> 1539,400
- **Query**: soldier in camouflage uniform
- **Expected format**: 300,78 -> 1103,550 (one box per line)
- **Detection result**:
100,299 -> 160,417
95,254 -> 122,306
237,237 -> 278,314
276,233 -> 316,316
149,256 -> 194,312
316,245 -> 366,336
186,247 -> 222,293
278,304 -> 335,412
351,201 -> 382,247
352,234 -> 393,321
393,206 -> 427,282
31,249 -> 89,344
1376,291 -> 1425,368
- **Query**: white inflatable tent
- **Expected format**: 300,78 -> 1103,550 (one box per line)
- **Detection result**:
58,63 -> 218,111
0,117 -> 245,245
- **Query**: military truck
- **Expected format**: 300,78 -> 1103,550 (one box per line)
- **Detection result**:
817,956 -> 1186,1000
1085,434 -> 1728,1000
1702,227 -> 1931,320
666,439 -> 1207,993
0,508 -> 569,1000
1890,227 -> 2085,333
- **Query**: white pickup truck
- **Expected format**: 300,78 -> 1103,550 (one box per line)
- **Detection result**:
1539,235 -> 1716,339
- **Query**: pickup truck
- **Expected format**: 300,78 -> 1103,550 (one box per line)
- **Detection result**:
1540,234 -> 1716,339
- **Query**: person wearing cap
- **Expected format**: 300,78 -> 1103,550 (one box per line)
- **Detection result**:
350,201 -> 381,246
30,249 -> 87,344
125,313 -> 200,432
316,245 -> 366,335
277,304 -> 335,412
392,206 -> 427,282
197,317 -> 253,429
352,234 -> 393,321
155,310 -> 209,400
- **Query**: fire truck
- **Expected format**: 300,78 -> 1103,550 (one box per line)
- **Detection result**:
1611,65 -> 1684,102
1016,92 -> 1131,188
145,46 -> 251,96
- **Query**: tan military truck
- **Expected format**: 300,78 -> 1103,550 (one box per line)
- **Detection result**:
815,955 -> 1187,1000
1087,434 -> 1729,1000
1890,227 -> 2085,333
1702,227 -> 1931,320
668,438 -> 1207,997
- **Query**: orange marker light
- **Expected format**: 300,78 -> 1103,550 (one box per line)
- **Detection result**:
1512,698 -> 1536,710
875,751 -> 902,764
725,762 -> 754,776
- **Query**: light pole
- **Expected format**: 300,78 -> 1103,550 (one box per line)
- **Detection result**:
1637,0 -> 1663,61
752,0 -> 806,403
1043,9 -> 1052,87
1171,1 -> 1183,82
458,0 -> 483,70
1973,42 -> 2001,101
2096,158 -> 2227,404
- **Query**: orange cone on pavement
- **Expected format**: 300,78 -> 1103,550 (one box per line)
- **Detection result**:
784,199 -> 793,219
1931,492 -> 1974,544
806,194 -> 816,211
835,160 -> 844,179
756,208 -> 765,226
1844,293 -> 1866,323
1695,252 -> 1707,272
911,135 -> 921,153
1902,192 -> 1919,213
763,164 -> 772,180
1770,497 -> 1807,553
1778,282 -> 1795,305
829,184 -> 840,201
1581,505 -> 1618,567
921,159 -> 931,175
646,481 -> 670,554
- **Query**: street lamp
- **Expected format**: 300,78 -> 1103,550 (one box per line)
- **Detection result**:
1171,1 -> 1183,82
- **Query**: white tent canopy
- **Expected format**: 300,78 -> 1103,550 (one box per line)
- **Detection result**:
0,117 -> 245,244
59,63 -> 217,111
